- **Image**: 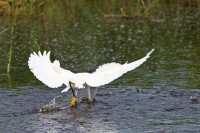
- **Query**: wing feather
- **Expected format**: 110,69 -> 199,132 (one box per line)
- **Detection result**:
28,51 -> 74,88
94,62 -> 122,73
86,49 -> 155,87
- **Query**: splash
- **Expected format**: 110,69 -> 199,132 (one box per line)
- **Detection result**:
39,96 -> 70,113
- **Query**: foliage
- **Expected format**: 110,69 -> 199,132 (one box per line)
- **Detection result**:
0,0 -> 199,16
7,44 -> 12,74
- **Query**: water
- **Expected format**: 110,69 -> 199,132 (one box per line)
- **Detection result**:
0,1 -> 200,132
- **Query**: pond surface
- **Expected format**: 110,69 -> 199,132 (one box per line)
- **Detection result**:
0,1 -> 200,133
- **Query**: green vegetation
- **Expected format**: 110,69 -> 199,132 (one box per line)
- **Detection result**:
0,27 -> 10,35
33,38 -> 40,52
8,25 -> 14,73
0,0 -> 199,16
0,27 -> 13,74
7,43 -> 12,74
0,0 -> 40,15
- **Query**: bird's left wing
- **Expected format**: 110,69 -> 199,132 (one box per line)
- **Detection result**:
28,51 -> 74,88
86,49 -> 155,87
94,62 -> 122,73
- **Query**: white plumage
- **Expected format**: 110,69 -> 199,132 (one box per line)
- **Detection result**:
28,51 -> 74,92
28,49 -> 154,102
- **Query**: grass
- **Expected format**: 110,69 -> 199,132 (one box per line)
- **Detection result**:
0,27 -> 13,74
1,0 -> 200,17
0,27 -> 10,35
7,44 -> 12,74
0,0 -> 37,15
33,38 -> 41,52
6,25 -> 14,74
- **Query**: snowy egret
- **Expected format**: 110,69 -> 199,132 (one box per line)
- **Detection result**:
28,49 -> 154,104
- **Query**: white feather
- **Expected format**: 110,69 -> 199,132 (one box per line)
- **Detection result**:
70,73 -> 91,88
28,51 -> 74,88
86,49 -> 155,87
61,86 -> 70,93
28,49 -> 154,93
94,62 -> 122,73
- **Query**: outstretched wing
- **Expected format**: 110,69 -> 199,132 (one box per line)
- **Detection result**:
28,51 -> 74,88
94,62 -> 122,73
86,49 -> 155,87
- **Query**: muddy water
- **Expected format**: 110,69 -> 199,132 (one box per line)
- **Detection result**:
0,1 -> 200,133
0,87 -> 199,132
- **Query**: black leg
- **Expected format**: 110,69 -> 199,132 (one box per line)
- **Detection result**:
69,82 -> 76,98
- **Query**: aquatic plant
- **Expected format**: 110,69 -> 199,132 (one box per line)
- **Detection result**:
0,27 -> 10,35
33,38 -> 40,52
7,25 -> 14,74
0,0 -> 199,17
7,44 -> 12,74
0,0 -> 38,15
0,27 -> 13,74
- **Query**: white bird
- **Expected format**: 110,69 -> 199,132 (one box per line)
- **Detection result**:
28,49 -> 155,103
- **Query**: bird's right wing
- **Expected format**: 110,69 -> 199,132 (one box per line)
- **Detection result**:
28,51 -> 74,88
86,49 -> 155,87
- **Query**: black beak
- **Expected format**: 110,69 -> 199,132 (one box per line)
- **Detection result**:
69,82 -> 76,98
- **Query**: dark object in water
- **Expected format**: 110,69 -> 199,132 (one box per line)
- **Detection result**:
39,96 -> 69,113
190,96 -> 200,104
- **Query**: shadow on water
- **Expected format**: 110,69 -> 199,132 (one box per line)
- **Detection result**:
0,1 -> 200,132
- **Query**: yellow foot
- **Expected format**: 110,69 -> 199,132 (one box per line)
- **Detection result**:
70,97 -> 77,107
